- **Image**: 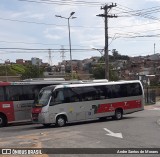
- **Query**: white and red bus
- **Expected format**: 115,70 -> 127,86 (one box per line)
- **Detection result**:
0,80 -> 84,127
32,80 -> 144,127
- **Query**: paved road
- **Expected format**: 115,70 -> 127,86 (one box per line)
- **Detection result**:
0,109 -> 159,157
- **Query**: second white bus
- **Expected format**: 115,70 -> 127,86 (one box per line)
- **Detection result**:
32,80 -> 144,127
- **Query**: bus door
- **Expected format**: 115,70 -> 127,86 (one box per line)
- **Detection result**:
6,86 -> 26,121
85,105 -> 95,120
76,102 -> 86,121
83,86 -> 102,120
77,86 -> 98,121
6,85 -> 35,122
64,88 -> 85,121
22,86 -> 38,120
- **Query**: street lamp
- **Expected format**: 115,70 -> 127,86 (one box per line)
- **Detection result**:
55,12 -> 76,79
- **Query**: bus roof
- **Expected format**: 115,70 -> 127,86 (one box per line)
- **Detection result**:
22,78 -> 65,81
0,80 -> 84,86
44,80 -> 142,90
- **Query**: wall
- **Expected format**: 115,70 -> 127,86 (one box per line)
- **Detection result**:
0,76 -> 21,82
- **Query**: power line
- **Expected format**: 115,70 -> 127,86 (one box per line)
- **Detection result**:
0,17 -> 105,29
0,40 -> 92,48
1,15 -> 160,30
116,4 -> 160,21
109,28 -> 160,38
17,0 -> 102,7
0,47 -> 96,51
115,6 -> 160,15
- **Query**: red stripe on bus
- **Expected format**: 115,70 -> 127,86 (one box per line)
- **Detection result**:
0,82 -> 11,86
96,100 -> 141,113
32,107 -> 42,114
0,102 -> 15,122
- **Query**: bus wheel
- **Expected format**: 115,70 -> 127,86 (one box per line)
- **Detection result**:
114,109 -> 123,120
0,114 -> 7,127
56,116 -> 66,127
43,124 -> 51,127
99,117 -> 107,121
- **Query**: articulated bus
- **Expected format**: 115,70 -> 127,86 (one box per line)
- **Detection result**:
0,80 -> 84,127
32,80 -> 144,127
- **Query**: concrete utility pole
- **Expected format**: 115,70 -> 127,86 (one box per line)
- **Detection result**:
154,43 -> 156,74
97,3 -> 117,80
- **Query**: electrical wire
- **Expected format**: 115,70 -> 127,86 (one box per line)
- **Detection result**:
17,0 -> 103,7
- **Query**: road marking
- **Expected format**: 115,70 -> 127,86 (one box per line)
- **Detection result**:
103,128 -> 123,139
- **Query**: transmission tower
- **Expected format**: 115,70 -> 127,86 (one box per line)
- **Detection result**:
48,49 -> 52,66
60,45 -> 66,62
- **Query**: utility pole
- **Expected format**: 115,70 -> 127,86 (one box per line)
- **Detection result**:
154,43 -> 156,74
97,3 -> 117,80
48,49 -> 52,66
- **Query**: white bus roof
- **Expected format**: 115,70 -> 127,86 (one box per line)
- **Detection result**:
21,78 -> 65,81
53,80 -> 142,89
9,80 -> 83,85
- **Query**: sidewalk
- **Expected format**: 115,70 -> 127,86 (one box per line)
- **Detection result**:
144,101 -> 160,110
144,101 -> 160,126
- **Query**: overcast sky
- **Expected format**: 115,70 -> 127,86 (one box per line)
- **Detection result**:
0,0 -> 160,65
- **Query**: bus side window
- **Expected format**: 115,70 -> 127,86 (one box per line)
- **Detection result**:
120,84 -> 127,97
6,86 -> 23,101
54,89 -> 64,104
127,83 -> 142,96
111,85 -> 121,98
22,85 -> 35,100
63,88 -> 81,103
95,86 -> 106,99
70,87 -> 82,102
134,83 -> 142,96
82,86 -> 97,101
105,85 -> 112,99
0,87 -> 5,101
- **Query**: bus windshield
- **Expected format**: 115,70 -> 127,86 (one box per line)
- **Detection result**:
34,89 -> 52,107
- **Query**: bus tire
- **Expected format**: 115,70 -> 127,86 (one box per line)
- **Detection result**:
56,115 -> 66,127
99,117 -> 107,121
43,124 -> 51,127
114,109 -> 123,120
0,114 -> 7,127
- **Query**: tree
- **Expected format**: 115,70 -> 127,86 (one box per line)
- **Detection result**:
21,65 -> 44,79
92,64 -> 119,81
112,49 -> 120,60
92,64 -> 105,79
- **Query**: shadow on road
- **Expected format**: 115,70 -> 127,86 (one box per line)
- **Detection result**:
34,116 -> 136,130
0,116 -> 136,132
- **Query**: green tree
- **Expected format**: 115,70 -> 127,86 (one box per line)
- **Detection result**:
112,49 -> 130,61
92,64 -> 119,81
92,64 -> 105,79
21,65 -> 44,79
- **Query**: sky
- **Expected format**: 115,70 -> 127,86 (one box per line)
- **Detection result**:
0,0 -> 160,65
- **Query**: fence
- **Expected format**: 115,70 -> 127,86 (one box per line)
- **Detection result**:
144,88 -> 156,105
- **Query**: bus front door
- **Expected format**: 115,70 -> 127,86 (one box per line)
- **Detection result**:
76,103 -> 86,121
